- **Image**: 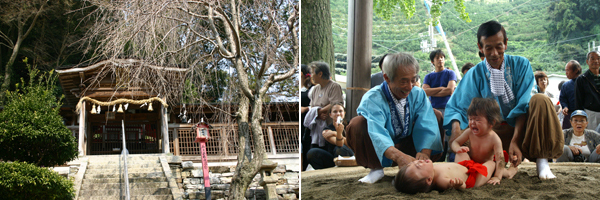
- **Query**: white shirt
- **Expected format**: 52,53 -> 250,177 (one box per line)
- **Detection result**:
570,134 -> 590,157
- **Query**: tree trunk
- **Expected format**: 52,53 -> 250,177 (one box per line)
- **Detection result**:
301,0 -> 335,79
1,42 -> 20,99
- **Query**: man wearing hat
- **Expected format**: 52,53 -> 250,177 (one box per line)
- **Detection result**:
557,110 -> 600,163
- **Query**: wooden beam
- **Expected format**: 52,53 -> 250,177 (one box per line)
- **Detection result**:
84,90 -> 153,98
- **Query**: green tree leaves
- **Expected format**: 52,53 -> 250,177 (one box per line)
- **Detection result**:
0,59 -> 77,167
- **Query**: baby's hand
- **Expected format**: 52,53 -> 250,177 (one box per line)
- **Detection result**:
449,178 -> 463,189
487,177 -> 501,185
455,146 -> 470,154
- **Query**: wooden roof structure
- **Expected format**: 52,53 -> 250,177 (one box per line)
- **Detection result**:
56,59 -> 189,106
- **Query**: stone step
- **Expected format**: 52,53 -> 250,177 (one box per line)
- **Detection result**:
86,167 -> 164,174
83,195 -> 173,200
87,163 -> 162,169
84,177 -> 168,184
84,172 -> 165,179
81,182 -> 170,190
78,188 -> 171,196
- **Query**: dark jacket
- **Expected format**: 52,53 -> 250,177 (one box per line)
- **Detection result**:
575,70 -> 600,111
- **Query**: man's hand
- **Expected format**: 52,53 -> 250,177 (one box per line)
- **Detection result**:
487,177 -> 501,185
562,107 -> 569,116
416,152 -> 431,160
455,146 -> 470,154
449,178 -> 464,189
509,141 -> 523,167
569,146 -> 581,155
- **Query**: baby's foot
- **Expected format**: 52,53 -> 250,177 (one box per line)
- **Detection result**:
504,164 -> 518,179
358,168 -> 384,183
536,158 -> 556,180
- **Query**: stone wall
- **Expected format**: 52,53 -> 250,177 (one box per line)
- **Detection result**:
171,161 -> 299,200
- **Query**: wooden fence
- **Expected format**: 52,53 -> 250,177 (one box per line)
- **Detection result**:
168,122 -> 299,156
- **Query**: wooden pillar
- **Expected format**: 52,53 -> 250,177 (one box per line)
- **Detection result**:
160,101 -> 170,153
78,101 -> 86,156
267,126 -> 277,155
346,0 -> 373,119
173,128 -> 180,156
220,127 -> 229,156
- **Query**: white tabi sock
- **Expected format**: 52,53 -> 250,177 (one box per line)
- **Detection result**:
536,158 -> 556,180
358,168 -> 384,183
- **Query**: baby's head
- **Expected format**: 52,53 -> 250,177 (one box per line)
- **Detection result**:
393,159 -> 434,194
467,98 -> 502,133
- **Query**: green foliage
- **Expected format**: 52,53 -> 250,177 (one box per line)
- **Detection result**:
0,58 -> 77,167
333,0 -> 596,76
374,0 -> 471,26
0,161 -> 75,199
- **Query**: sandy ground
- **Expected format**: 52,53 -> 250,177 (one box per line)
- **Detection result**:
301,162 -> 600,199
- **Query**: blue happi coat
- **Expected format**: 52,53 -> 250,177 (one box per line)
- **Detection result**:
357,85 -> 442,167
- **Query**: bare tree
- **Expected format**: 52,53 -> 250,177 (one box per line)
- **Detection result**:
0,0 -> 49,99
81,0 -> 298,199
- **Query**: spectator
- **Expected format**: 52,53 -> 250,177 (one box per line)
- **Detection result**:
573,51 -> 600,130
371,54 -> 388,88
423,49 -> 457,115
306,103 -> 354,169
533,71 -> 555,99
560,60 -> 581,129
346,52 -> 443,183
461,62 -> 475,76
444,21 -> 563,180
556,110 -> 600,163
557,80 -> 566,125
308,61 -> 344,120
300,64 -> 314,171
304,61 -> 344,169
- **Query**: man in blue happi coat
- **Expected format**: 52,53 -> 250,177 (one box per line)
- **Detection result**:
345,52 -> 443,183
444,21 -> 563,180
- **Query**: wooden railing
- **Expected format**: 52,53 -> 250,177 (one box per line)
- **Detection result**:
168,122 -> 299,156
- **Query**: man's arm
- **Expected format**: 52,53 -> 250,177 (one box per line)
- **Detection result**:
509,114 -> 527,167
450,127 -> 470,153
317,104 -> 333,120
449,120 -> 464,149
301,106 -> 309,114
422,84 -> 443,96
384,146 -> 416,167
422,82 -> 456,97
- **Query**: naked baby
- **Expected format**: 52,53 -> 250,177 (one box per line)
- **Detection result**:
394,159 -> 496,193
450,97 -> 518,185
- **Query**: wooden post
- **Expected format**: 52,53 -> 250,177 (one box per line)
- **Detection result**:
173,128 -> 179,156
78,101 -> 86,156
267,126 -> 277,155
346,0 -> 373,119
160,101 -> 170,153
221,127 -> 229,156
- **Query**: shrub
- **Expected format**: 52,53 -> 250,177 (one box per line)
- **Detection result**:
0,161 -> 74,199
0,60 -> 78,167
